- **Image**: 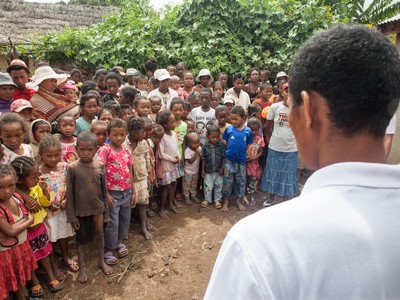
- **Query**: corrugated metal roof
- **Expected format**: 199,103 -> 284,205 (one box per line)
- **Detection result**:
379,14 -> 400,25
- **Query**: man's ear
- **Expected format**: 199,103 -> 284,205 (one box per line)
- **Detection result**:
300,91 -> 313,128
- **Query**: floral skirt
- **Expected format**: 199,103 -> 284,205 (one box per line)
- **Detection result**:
160,167 -> 180,186
134,179 -> 149,205
27,223 -> 53,261
0,240 -> 37,299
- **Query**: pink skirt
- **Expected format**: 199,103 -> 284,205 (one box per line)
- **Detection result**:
27,223 -> 53,261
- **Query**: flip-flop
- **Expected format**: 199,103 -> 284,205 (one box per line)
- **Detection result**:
29,284 -> 45,297
53,269 -> 66,282
117,244 -> 129,258
46,280 -> 62,292
63,259 -> 79,272
104,252 -> 118,265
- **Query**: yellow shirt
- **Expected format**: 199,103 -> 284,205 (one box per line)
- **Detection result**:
30,185 -> 51,227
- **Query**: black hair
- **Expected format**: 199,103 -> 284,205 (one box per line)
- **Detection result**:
152,123 -> 165,135
185,119 -> 194,126
38,135 -> 61,156
212,93 -> 221,100
120,104 -> 132,111
247,67 -> 260,81
212,81 -> 224,89
0,113 -> 26,133
76,131 -> 97,147
247,117 -> 261,129
233,72 -> 244,82
215,105 -> 228,116
80,93 -> 97,107
259,83 -> 272,91
120,87 -> 138,106
104,101 -> 121,117
133,95 -> 149,107
106,118 -> 126,134
183,70 -> 193,77
188,92 -> 199,102
183,101 -> 191,111
90,120 -> 107,131
156,110 -> 173,127
70,69 -> 81,77
93,69 -> 107,79
142,116 -> 152,126
11,156 -> 36,181
98,108 -> 113,119
248,104 -> 261,118
7,65 -> 29,74
216,72 -> 227,80
138,75 -> 148,81
86,91 -> 101,105
200,88 -> 212,96
31,120 -> 50,136
57,114 -> 76,125
277,79 -> 288,89
231,106 -> 245,117
170,98 -> 184,110
207,124 -> 220,135
143,57 -> 157,74
290,24 -> 400,138
80,81 -> 97,95
167,65 -> 176,70
127,116 -> 145,132
105,72 -> 122,86
176,62 -> 188,69
149,95 -> 161,103
0,163 -> 16,179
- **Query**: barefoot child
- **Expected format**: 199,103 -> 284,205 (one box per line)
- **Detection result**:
183,132 -> 201,205
0,163 -> 37,300
126,117 -> 153,239
57,114 -> 79,164
66,132 -> 111,282
97,119 -> 135,264
221,106 -> 253,211
39,136 -> 77,274
201,125 -> 225,209
156,110 -> 180,218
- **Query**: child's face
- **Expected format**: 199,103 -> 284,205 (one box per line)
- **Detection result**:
58,117 -> 76,137
127,75 -> 134,85
96,74 -> 107,89
218,75 -> 228,87
41,146 -> 62,168
119,94 -> 132,106
176,64 -> 186,77
189,97 -> 200,109
260,71 -> 269,83
64,88 -> 77,100
33,123 -> 51,143
76,141 -> 97,163
129,126 -> 146,142
170,79 -> 180,90
186,121 -> 194,133
199,76 -> 211,87
188,135 -> 200,151
135,99 -> 151,117
0,85 -> 15,101
18,108 -> 33,123
99,111 -> 113,124
0,175 -> 16,202
158,79 -> 170,92
106,79 -> 119,96
233,79 -> 244,91
182,107 -> 189,120
167,67 -> 176,76
0,122 -> 24,151
121,108 -> 133,121
199,92 -> 211,109
208,131 -> 220,145
82,98 -> 97,119
10,69 -> 29,90
171,103 -> 184,121
249,124 -> 260,138
151,131 -> 164,146
70,72 -> 82,84
216,110 -> 228,127
210,97 -> 220,109
91,125 -> 107,147
137,79 -> 148,91
230,113 -> 246,128
261,87 -> 273,100
184,73 -> 194,88
213,84 -> 224,97
21,166 -> 40,189
165,114 -> 176,131
108,127 -> 127,147
225,103 -> 234,111
110,108 -> 120,118
150,98 -> 162,114
145,123 -> 153,139
282,86 -> 289,100
250,70 -> 260,82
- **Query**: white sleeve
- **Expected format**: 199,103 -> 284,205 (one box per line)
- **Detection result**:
386,115 -> 397,134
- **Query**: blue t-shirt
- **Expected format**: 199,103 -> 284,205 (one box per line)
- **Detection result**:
223,125 -> 253,163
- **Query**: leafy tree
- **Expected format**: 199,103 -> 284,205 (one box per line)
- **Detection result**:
69,0 -> 123,6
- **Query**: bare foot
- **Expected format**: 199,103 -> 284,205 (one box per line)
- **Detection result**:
221,200 -> 229,212
168,205 -> 179,214
99,262 -> 112,276
77,270 -> 87,283
236,199 -> 245,211
141,227 -> 153,240
158,209 -> 168,219
147,220 -> 155,231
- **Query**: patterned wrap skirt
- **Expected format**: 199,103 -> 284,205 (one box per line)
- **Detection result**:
27,222 -> 53,261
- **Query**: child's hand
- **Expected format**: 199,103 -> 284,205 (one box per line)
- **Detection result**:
60,200 -> 67,210
26,212 -> 34,226
180,157 -> 185,166
174,156 -> 180,163
195,148 -> 201,156
201,171 -> 205,178
218,167 -> 224,176
39,180 -> 47,191
25,196 -> 40,214
131,193 -> 137,208
71,221 -> 80,231
49,202 -> 60,212
108,195 -> 117,208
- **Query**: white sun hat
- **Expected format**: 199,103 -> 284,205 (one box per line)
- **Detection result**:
154,69 -> 171,81
28,66 -> 68,88
196,69 -> 214,82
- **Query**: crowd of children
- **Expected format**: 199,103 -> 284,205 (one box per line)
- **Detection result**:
0,60 -> 298,299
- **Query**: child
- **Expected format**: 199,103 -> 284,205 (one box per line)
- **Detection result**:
11,156 -> 63,293
182,71 -> 194,100
176,62 -> 188,78
149,95 -> 162,123
102,72 -> 121,104
30,119 -> 51,165
215,105 -> 230,136
75,94 -> 97,136
188,92 -> 200,110
63,82 -> 78,101
193,69 -> 213,93
10,98 -> 33,123
185,119 -> 194,134
170,98 -> 187,160
98,109 -> 113,125
97,119 -> 135,265
212,81 -> 224,98
201,125 -> 225,208
260,82 -> 298,206
243,68 -> 260,101
225,72 -> 250,111
254,83 -> 273,110
66,132 -> 111,283
210,93 -> 222,109
183,132 -> 201,205
182,101 -> 192,121
190,88 -> 216,146
223,96 -> 235,111
0,113 -> 34,163
39,136 -> 77,274
156,110 -> 180,219
57,114 -> 79,164
0,72 -> 16,113
0,163 -> 37,300
137,75 -> 149,98
221,106 -> 253,212
246,118 -> 265,205
260,68 -> 270,84
119,87 -> 137,107
170,75 -> 183,99
120,104 -> 134,121
90,120 -> 108,148
104,101 -> 121,119
216,73 -> 228,92
126,117 -> 153,239
248,104 -> 262,120
133,96 -> 151,118
167,65 -> 176,76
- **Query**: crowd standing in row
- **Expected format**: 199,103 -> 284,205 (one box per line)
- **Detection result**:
0,58 -> 299,299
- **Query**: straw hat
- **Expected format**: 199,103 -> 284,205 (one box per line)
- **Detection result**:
28,66 -> 68,88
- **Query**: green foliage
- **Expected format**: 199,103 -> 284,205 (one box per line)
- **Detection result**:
20,0 -> 338,74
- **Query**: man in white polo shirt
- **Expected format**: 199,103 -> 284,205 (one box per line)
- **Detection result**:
205,24 -> 400,299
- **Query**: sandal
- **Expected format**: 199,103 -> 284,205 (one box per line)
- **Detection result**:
46,279 -> 62,292
117,243 -> 129,258
104,251 -> 118,265
63,259 -> 79,273
30,284 -> 45,297
214,201 -> 222,209
53,269 -> 66,282
201,200 -> 209,208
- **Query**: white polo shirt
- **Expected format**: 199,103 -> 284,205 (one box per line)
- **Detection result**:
205,162 -> 400,300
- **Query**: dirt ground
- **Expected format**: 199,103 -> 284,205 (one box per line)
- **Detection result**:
41,175 -> 308,300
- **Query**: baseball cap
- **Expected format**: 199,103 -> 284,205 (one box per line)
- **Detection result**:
154,69 -> 171,81
10,99 -> 33,112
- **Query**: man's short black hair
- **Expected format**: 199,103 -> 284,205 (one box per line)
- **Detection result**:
289,24 -> 400,138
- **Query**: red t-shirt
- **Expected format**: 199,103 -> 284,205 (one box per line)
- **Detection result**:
13,88 -> 36,101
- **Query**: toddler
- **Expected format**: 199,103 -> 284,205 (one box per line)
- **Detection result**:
63,81 -> 78,101
137,75 -> 149,98
183,132 -> 201,205
57,114 -> 78,164
149,95 -> 162,123
215,105 -> 230,136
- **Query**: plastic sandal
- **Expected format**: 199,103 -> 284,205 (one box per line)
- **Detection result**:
117,243 -> 129,258
30,284 -> 45,297
46,280 -> 62,292
201,200 -> 209,208
214,201 -> 222,209
104,251 -> 118,265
